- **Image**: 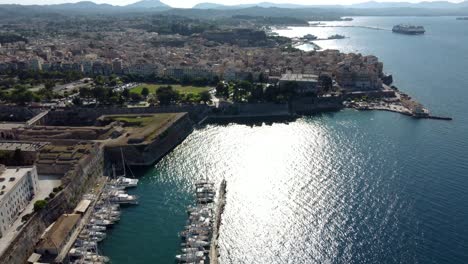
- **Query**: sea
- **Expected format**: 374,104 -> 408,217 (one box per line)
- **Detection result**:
100,17 -> 468,263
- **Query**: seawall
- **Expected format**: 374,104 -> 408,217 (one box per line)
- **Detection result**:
105,112 -> 194,167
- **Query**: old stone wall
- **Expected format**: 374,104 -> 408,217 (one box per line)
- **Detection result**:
290,95 -> 344,114
105,113 -> 193,166
0,106 -> 41,122
0,144 -> 104,264
45,105 -> 210,126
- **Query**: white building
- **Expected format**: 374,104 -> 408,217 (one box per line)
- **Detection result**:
0,165 -> 39,237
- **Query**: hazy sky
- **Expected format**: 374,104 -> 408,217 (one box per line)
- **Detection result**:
0,0 -> 463,8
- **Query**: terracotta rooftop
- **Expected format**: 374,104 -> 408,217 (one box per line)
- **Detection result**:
37,214 -> 81,251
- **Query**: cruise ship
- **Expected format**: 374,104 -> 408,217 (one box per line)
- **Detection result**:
392,24 -> 425,35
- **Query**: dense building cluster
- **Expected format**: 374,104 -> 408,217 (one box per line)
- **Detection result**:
0,28 -> 384,91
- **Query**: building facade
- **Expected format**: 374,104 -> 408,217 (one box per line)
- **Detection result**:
0,165 -> 39,237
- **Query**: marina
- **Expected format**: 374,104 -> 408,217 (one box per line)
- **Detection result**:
66,176 -> 139,264
176,179 -> 227,264
59,152 -> 139,264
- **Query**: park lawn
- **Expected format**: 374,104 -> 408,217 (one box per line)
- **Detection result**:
130,84 -> 211,95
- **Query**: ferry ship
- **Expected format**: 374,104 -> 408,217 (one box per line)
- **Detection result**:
392,24 -> 425,35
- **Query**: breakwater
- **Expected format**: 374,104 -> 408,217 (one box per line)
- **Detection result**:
310,25 -> 388,31
209,180 -> 227,264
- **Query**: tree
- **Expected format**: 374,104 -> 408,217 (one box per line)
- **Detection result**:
233,81 -> 253,102
215,82 -> 229,97
44,80 -> 55,91
156,86 -> 179,105
38,85 -> 54,101
130,93 -> 142,102
13,148 -> 23,166
264,85 -> 278,102
72,97 -> 82,106
122,88 -> 130,99
11,86 -> 33,105
92,86 -> 107,103
94,75 -> 106,86
33,200 -> 47,212
79,87 -> 93,99
250,84 -> 264,102
199,91 -> 211,104
141,87 -> 149,98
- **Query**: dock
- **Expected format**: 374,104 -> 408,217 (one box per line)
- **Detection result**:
346,88 -> 452,121
53,176 -> 139,264
176,179 -> 227,264
209,180 -> 227,264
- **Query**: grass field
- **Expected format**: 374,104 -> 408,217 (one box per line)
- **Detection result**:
130,84 -> 211,95
103,113 -> 179,141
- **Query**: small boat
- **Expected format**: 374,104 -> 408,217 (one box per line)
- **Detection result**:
82,253 -> 110,263
181,240 -> 210,248
74,239 -> 97,246
69,248 -> 90,257
110,148 -> 138,188
175,251 -> 205,262
80,231 -> 107,241
109,193 -> 139,205
95,209 -> 121,217
95,204 -> 120,211
93,213 -> 120,222
87,225 -> 107,232
181,248 -> 205,253
113,177 -> 139,188
90,218 -> 114,226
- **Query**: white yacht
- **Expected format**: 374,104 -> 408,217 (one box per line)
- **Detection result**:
90,218 -> 114,226
83,254 -> 110,263
109,193 -> 139,205
87,225 -> 107,232
175,251 -> 205,262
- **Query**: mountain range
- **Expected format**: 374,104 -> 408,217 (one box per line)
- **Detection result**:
1,0 -> 468,10
193,1 -> 468,9
0,0 -> 467,18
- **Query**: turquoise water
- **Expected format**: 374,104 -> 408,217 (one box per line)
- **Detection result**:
101,17 -> 468,263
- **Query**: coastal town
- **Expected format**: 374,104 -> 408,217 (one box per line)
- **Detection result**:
0,5 -> 453,264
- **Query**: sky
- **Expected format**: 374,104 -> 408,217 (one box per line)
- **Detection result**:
0,0 -> 464,8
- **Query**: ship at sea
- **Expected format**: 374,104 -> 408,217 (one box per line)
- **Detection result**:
456,17 -> 468,20
392,24 -> 425,35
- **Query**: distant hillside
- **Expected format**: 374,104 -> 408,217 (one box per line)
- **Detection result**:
126,0 -> 171,9
192,2 -> 328,9
0,1 -> 468,20
164,5 -> 468,19
193,0 -> 468,10
0,0 -> 171,17
350,0 -> 468,9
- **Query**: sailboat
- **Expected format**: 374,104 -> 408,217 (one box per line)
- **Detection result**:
111,148 -> 138,189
